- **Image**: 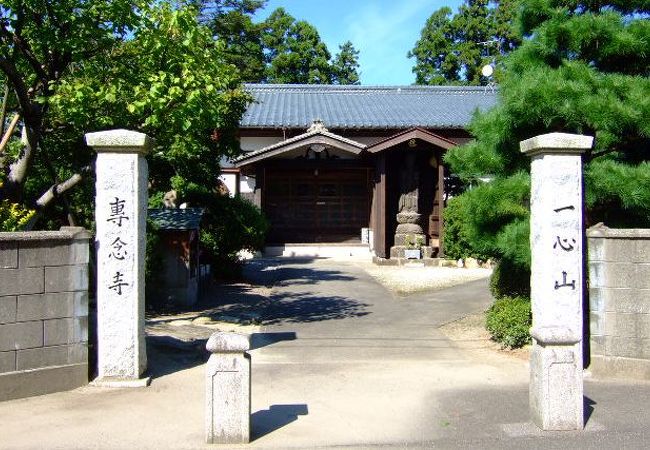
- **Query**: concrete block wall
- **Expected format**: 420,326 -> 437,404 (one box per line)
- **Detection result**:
588,224 -> 650,379
0,227 -> 91,401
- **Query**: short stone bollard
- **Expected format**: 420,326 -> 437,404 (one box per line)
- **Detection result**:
205,332 -> 251,444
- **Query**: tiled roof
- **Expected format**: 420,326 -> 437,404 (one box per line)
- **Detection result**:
148,208 -> 204,231
241,84 -> 497,130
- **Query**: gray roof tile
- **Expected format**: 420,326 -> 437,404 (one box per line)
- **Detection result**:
148,208 -> 204,231
241,84 -> 497,130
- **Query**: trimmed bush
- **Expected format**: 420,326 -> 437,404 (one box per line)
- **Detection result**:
489,257 -> 530,299
485,296 -> 532,348
442,195 -> 490,261
199,194 -> 269,279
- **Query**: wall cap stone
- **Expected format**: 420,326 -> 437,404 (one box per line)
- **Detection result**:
531,326 -> 581,345
520,132 -> 593,157
206,332 -> 250,353
85,129 -> 153,155
587,223 -> 650,239
0,226 -> 91,242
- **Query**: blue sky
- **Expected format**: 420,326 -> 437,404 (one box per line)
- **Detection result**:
254,1 -> 465,85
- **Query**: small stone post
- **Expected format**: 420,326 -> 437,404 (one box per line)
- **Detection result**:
520,132 -> 593,430
86,129 -> 153,387
205,332 -> 251,444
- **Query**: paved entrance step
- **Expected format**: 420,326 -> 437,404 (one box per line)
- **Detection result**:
264,243 -> 372,259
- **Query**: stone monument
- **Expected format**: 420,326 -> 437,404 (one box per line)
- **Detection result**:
86,129 -> 153,387
390,152 -> 433,261
205,332 -> 251,444
520,132 -> 593,430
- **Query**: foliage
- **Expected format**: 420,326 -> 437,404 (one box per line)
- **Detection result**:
50,3 -> 249,193
145,218 -> 163,289
0,199 -> 35,231
174,179 -> 268,278
0,2 -> 250,232
489,258 -> 530,299
0,0 -> 141,208
198,194 -> 269,279
261,8 -> 333,84
485,296 -> 532,348
192,0 -> 268,82
442,195 -> 491,261
408,0 -> 521,85
445,1 -> 650,297
332,41 -> 361,85
444,172 -> 531,265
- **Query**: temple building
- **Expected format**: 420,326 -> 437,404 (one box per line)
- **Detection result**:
223,84 -> 496,262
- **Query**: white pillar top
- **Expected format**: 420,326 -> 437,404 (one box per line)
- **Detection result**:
206,332 -> 251,353
520,132 -> 593,156
85,129 -> 153,155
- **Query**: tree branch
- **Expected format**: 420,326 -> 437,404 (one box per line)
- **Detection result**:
35,170 -> 86,209
0,57 -> 32,117
0,113 -> 20,155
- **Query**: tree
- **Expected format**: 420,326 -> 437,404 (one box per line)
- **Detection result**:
444,1 -> 650,296
261,8 -> 333,84
0,0 -> 140,213
332,41 -> 361,85
188,0 -> 267,82
1,2 -> 249,228
408,0 -> 521,85
50,3 -> 249,195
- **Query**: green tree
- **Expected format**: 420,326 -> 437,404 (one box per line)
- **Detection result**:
408,0 -> 521,85
1,2 -> 249,228
444,0 -> 650,296
332,41 -> 361,85
189,0 -> 267,82
0,0 -> 140,212
50,3 -> 249,198
262,8 -> 333,84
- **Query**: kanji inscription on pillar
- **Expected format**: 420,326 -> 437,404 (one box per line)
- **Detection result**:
521,132 -> 593,431
86,129 -> 152,385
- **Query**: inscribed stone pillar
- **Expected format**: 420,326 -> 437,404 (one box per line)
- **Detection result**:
205,332 -> 251,444
520,132 -> 593,430
86,129 -> 152,386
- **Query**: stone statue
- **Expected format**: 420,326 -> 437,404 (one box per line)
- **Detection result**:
398,153 -> 418,213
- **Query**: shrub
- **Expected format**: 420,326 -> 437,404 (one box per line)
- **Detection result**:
0,200 -> 35,231
443,195 -> 490,261
489,257 -> 530,299
485,296 -> 532,349
198,194 -> 269,279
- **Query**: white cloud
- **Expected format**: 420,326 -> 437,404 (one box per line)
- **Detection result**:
342,0 -> 435,85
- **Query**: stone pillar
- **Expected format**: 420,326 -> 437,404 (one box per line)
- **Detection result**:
205,332 -> 251,444
520,132 -> 593,430
86,129 -> 153,387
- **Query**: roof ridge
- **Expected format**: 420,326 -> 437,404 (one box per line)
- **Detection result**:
243,83 -> 490,93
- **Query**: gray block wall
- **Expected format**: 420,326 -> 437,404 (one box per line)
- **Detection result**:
588,224 -> 650,379
0,227 -> 91,401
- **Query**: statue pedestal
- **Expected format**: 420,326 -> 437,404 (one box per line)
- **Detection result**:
386,211 -> 438,264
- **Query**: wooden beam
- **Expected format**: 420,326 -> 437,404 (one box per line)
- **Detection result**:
373,154 -> 387,258
438,154 -> 445,257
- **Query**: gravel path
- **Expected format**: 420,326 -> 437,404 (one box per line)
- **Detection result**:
354,260 -> 492,295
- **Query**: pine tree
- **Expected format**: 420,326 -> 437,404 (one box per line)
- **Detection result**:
443,0 -> 650,296
262,8 -> 333,84
332,41 -> 361,85
190,0 -> 267,82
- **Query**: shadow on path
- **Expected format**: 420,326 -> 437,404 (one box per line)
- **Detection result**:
145,338 -> 207,379
252,404 -> 309,441
261,291 -> 371,325
243,258 -> 358,287
251,332 -> 297,350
